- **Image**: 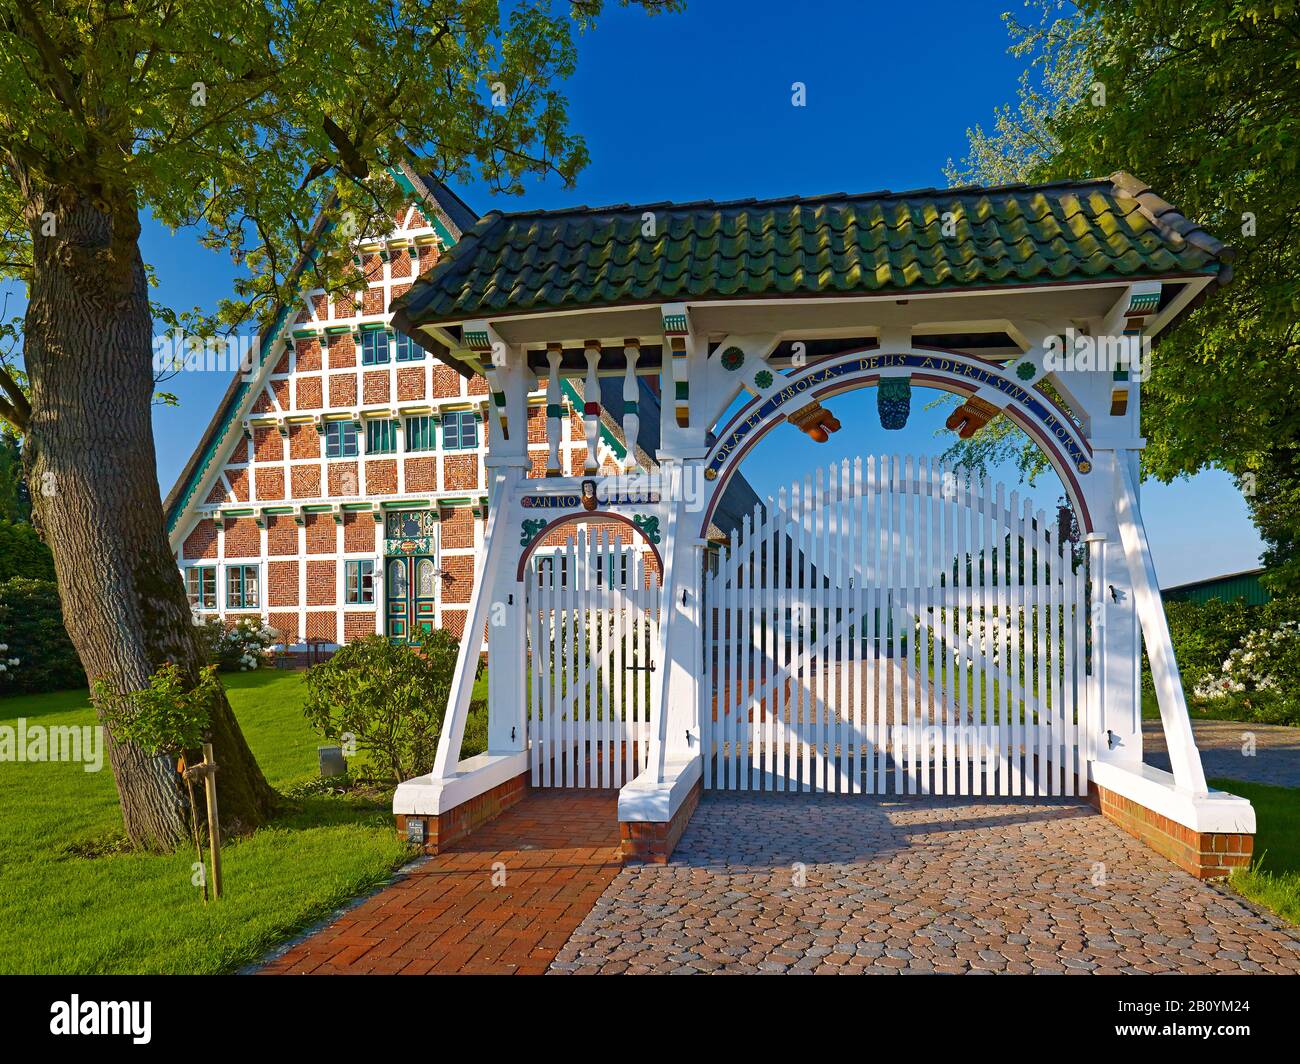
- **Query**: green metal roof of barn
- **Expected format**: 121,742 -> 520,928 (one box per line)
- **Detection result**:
392,172 -> 1232,328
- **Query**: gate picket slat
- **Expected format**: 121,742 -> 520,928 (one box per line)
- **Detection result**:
849,457 -> 863,794
861,457 -> 876,794
774,488 -> 787,791
1049,524 -> 1063,797
1062,533 -> 1077,797
750,507 -> 763,791
829,461 -> 843,793
795,473 -> 806,785
1008,490 -> 1023,795
921,456 -> 936,795
577,530 -> 590,788
624,543 -> 634,785
880,456 -> 893,792
982,476 -> 996,796
1033,507 -> 1048,797
765,494 -> 778,791
942,464 -> 955,795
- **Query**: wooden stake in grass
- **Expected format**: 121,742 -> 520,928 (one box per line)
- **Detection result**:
181,744 -> 223,900
178,754 -> 208,903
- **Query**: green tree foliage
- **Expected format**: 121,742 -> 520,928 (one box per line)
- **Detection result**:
0,0 -> 681,846
303,633 -> 461,784
0,0 -> 683,341
946,1 -> 1300,595
0,518 -> 53,582
0,577 -> 85,693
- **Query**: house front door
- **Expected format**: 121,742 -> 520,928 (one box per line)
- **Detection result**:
386,555 -> 438,643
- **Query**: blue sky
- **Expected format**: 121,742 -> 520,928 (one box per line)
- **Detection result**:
3,0 -> 1262,585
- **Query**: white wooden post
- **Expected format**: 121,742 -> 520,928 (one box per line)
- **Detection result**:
1114,458 -> 1209,795
622,340 -> 641,470
545,343 -> 563,477
582,341 -> 601,473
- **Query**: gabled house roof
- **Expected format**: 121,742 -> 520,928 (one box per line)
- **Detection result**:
163,165 -> 474,535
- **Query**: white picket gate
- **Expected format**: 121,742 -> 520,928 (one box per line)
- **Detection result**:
702,455 -> 1094,797
525,528 -> 661,788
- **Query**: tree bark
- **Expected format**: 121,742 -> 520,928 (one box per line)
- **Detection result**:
20,184 -> 277,851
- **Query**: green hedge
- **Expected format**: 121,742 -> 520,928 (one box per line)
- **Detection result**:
0,520 -> 55,583
0,578 -> 85,694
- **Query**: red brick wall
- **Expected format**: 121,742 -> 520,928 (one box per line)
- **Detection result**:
254,427 -> 282,464
397,367 -> 424,401
366,459 -> 397,494
291,465 -> 321,498
183,520 -> 218,560
329,374 -> 356,407
362,371 -> 389,405
296,376 -> 322,410
306,560 -> 335,605
442,454 -> 478,491
329,335 -> 356,368
342,514 -> 375,553
267,516 -> 298,555
344,613 -> 376,642
440,507 -> 474,549
405,457 -> 437,492
304,514 -> 334,553
305,611 -> 337,642
328,462 -> 359,497
432,365 -> 460,398
268,560 -> 299,606
224,517 -> 260,558
226,467 -> 250,501
269,611 -> 299,642
296,339 -> 321,372
256,468 -> 284,499
1089,783 -> 1254,880
289,424 -> 319,459
440,554 -> 474,603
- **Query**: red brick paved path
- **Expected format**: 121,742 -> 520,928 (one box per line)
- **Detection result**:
260,791 -> 621,975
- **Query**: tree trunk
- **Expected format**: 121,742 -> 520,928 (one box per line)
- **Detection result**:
20,184 -> 277,851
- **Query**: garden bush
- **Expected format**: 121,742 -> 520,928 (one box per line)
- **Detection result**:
302,632 -> 459,783
0,577 -> 84,694
0,520 -> 55,583
1150,597 -> 1260,697
194,617 -> 279,672
1151,596 -> 1300,725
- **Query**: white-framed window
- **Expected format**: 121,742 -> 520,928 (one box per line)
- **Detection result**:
226,564 -> 260,609
345,559 -> 375,604
185,566 -> 217,610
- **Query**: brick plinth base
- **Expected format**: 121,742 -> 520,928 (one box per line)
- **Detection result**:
1088,782 -> 1253,880
620,778 -> 702,864
396,770 -> 529,855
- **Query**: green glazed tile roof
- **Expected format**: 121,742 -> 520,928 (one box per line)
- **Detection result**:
392,172 -> 1230,328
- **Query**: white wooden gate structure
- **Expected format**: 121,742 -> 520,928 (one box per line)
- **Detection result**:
525,528 -> 661,788
702,455 -> 1093,797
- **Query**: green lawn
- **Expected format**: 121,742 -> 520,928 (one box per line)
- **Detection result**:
1208,777 -> 1300,926
0,670 -> 421,974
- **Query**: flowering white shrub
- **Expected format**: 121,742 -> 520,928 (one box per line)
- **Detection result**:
0,641 -> 17,680
195,618 -> 280,672
1193,618 -> 1300,722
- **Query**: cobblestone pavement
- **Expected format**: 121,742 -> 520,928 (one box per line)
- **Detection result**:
551,794 -> 1300,974
260,791 -> 621,975
1144,719 -> 1300,788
